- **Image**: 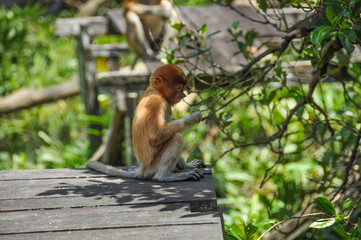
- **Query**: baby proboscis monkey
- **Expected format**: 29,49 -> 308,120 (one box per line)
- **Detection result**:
87,64 -> 205,182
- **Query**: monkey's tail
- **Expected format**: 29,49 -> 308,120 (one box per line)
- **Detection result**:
86,160 -> 138,179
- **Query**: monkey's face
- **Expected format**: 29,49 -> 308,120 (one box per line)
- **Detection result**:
172,83 -> 186,104
161,82 -> 186,105
151,65 -> 188,105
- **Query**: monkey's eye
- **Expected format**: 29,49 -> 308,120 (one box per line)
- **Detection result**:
176,85 -> 184,92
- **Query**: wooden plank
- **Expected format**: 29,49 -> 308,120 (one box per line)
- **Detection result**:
0,167 -> 212,181
0,166 -> 223,239
0,224 -> 223,240
0,204 -> 222,235
89,43 -> 129,57
0,171 -> 216,212
0,168 -> 101,181
0,176 -> 215,203
97,70 -> 150,85
55,17 -> 109,37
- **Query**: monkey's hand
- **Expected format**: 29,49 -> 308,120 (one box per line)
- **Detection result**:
189,110 -> 202,124
188,159 -> 207,169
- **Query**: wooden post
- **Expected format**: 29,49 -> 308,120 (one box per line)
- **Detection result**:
101,90 -> 127,166
125,92 -> 138,166
76,25 -> 102,147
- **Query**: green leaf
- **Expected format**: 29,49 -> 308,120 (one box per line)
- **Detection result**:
310,218 -> 336,229
339,32 -> 355,53
267,90 -> 277,103
170,22 -> 184,32
205,30 -> 221,41
326,6 -> 334,24
198,24 -> 208,36
357,218 -> 361,235
232,20 -> 240,29
38,130 -> 54,145
245,222 -> 258,237
308,18 -> 332,29
228,223 -> 245,239
334,224 -> 349,240
352,1 -> 361,20
257,0 -> 267,12
317,196 -> 336,216
343,29 -> 357,42
323,0 -> 343,16
224,113 -> 233,121
187,147 -> 202,162
342,198 -> 354,211
312,26 -> 332,45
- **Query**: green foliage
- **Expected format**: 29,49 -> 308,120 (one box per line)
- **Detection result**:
0,5 -> 76,96
310,197 -> 361,240
225,214 -> 258,240
176,0 -> 361,239
309,0 -> 361,53
0,5 -> 90,170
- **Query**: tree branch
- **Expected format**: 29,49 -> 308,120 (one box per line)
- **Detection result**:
0,76 -> 80,114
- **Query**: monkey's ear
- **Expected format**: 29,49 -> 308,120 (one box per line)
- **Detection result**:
155,76 -> 164,86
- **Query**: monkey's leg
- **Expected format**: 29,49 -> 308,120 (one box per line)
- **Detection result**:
125,11 -> 154,58
153,133 -> 204,182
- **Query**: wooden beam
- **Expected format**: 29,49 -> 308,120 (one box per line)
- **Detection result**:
55,17 -> 109,37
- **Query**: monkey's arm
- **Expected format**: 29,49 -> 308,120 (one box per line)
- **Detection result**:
143,96 -> 175,147
167,110 -> 202,133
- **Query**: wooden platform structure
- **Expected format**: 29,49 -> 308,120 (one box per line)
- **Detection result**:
53,5 -> 316,161
0,167 -> 224,239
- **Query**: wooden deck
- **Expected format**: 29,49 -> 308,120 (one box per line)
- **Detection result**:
0,167 -> 224,239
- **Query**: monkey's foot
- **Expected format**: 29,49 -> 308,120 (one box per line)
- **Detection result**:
188,159 -> 206,169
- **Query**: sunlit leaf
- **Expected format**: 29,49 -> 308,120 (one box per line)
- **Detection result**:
38,131 -> 54,145
198,24 -> 208,36
310,218 -> 336,229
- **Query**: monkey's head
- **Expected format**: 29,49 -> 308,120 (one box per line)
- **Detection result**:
150,65 -> 188,105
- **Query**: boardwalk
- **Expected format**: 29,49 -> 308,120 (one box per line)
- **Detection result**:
0,167 -> 224,239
